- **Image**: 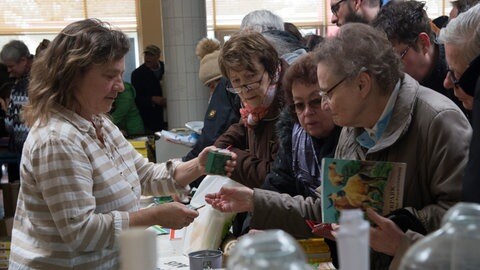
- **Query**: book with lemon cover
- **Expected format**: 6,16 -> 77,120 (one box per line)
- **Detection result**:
321,158 -> 406,224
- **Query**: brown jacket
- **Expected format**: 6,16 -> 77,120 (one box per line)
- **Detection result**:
214,90 -> 283,188
335,75 -> 471,233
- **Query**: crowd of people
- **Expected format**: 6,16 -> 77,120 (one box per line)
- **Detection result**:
0,0 -> 479,269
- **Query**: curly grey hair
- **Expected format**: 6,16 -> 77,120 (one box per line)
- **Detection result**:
314,23 -> 403,93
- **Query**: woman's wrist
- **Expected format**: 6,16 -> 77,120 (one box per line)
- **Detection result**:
129,209 -> 150,227
173,158 -> 203,186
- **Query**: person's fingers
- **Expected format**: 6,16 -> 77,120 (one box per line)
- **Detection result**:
204,197 -> 213,204
224,160 -> 236,170
247,229 -> 264,235
366,208 -> 388,227
312,223 -> 336,241
205,192 -> 217,200
188,210 -> 199,219
229,151 -> 237,160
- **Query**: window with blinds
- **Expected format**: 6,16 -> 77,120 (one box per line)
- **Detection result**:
207,0 -> 328,32
206,0 -> 453,33
0,0 -> 137,35
423,0 -> 449,19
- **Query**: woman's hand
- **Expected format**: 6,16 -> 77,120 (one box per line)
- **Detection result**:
129,202 -> 199,229
367,208 -> 404,256
197,146 -> 237,177
173,146 -> 236,186
205,186 -> 254,213
311,223 -> 339,241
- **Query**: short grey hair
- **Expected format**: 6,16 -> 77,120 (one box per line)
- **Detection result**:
1,40 -> 31,63
314,23 -> 403,93
438,3 -> 480,65
240,9 -> 284,32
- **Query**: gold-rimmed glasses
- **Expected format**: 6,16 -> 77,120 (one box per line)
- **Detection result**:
227,72 -> 265,94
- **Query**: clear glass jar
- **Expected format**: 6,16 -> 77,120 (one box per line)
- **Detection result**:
400,202 -> 480,270
227,229 -> 314,270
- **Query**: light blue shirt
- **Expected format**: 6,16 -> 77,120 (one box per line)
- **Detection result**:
356,80 -> 401,149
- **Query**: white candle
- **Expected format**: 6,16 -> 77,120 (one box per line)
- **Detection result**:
120,228 -> 157,270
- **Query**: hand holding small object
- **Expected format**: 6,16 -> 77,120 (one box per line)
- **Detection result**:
186,204 -> 206,211
311,223 -> 339,241
205,186 -> 254,213
198,146 -> 237,177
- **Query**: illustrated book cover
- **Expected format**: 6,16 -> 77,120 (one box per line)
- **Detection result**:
321,158 -> 406,224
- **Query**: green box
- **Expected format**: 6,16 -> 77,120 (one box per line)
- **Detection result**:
205,150 -> 232,175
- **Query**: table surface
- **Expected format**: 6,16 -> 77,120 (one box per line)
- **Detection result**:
155,232 -> 337,270
157,234 -> 190,270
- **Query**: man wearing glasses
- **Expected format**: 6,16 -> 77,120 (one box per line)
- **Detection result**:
330,0 -> 382,26
372,1 -> 469,118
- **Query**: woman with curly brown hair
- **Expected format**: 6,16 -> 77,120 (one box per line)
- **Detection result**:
10,18 -> 235,269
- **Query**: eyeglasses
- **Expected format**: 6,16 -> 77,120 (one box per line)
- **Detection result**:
319,76 -> 347,103
226,72 -> 265,94
447,68 -> 460,87
398,37 -> 418,60
331,0 -> 347,16
292,97 -> 323,114
399,45 -> 411,59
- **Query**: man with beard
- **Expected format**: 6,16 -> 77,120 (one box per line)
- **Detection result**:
330,0 -> 382,26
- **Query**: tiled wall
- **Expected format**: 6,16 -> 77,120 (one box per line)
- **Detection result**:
162,0 -> 209,129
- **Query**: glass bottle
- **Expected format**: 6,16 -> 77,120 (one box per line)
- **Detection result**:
227,229 -> 314,270
400,202 -> 480,270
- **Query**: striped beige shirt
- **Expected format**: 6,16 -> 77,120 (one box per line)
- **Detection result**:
9,105 -> 187,269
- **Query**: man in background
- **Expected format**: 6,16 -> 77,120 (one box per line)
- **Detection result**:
330,0 -> 382,26
373,1 -> 469,118
0,40 -> 33,182
131,44 -> 166,133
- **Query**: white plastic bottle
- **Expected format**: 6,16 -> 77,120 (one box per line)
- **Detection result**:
336,209 -> 370,270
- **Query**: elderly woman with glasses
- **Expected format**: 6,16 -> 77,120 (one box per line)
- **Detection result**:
214,31 -> 287,189
262,52 -> 341,200
205,23 -> 471,270
316,22 -> 470,269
